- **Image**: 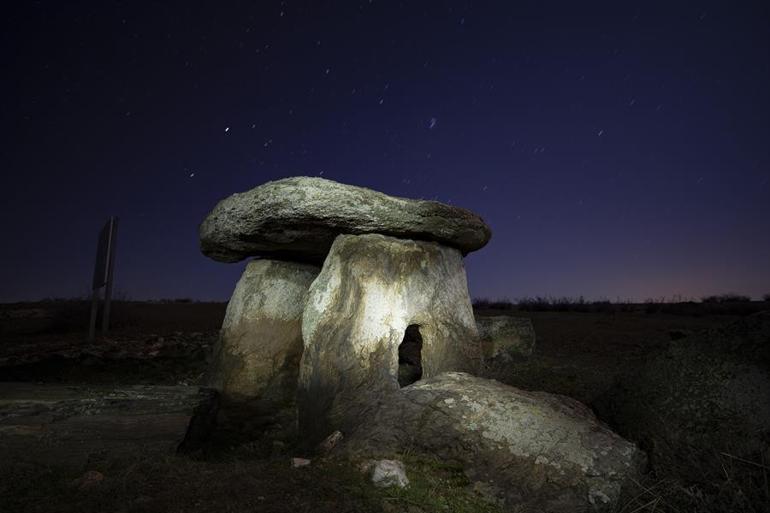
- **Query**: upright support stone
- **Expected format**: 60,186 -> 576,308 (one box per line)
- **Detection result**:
298,233 -> 479,444
208,259 -> 319,414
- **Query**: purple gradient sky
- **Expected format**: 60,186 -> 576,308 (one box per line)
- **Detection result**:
2,1 -> 769,302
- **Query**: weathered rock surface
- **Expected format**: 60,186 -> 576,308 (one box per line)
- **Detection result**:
0,383 -> 217,467
208,259 -> 319,409
199,176 -> 492,263
344,372 -> 645,513
297,234 -> 479,445
599,311 -> 770,474
476,315 -> 536,360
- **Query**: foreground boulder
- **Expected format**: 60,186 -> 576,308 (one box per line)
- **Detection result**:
476,315 -> 536,360
297,234 -> 479,445
199,176 -> 492,263
363,459 -> 410,488
344,372 -> 645,512
208,259 -> 319,410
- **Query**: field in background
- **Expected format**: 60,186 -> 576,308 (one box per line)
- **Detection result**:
1,298 -> 768,512
3,297 -> 764,388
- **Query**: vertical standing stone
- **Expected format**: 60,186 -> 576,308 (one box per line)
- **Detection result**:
297,233 -> 479,444
209,259 -> 319,413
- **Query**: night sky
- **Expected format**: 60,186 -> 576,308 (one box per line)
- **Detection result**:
3,1 -> 769,303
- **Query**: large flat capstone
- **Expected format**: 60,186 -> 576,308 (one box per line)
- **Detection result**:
199,176 -> 492,263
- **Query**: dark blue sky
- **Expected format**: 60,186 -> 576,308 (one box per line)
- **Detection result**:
2,1 -> 769,302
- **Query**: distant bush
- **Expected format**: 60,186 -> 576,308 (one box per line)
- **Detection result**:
701,293 -> 751,304
473,294 -> 769,316
472,298 -> 515,310
473,296 -> 629,313
152,298 -> 196,304
516,296 -> 556,311
38,297 -> 85,303
763,293 -> 770,302
516,296 -> 623,313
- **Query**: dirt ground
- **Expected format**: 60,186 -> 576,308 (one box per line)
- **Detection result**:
0,300 -> 766,513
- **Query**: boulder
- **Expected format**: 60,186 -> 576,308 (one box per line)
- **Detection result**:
208,259 -> 320,410
199,176 -> 491,263
366,459 -> 410,488
476,315 -> 536,360
297,233 -> 479,445
344,372 -> 645,513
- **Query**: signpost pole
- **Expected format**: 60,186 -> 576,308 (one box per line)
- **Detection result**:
101,217 -> 118,334
88,287 -> 100,342
87,216 -> 119,341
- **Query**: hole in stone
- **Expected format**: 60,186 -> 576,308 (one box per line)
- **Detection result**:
398,324 -> 423,387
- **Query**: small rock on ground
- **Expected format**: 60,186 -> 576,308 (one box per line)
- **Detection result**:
369,459 -> 409,488
71,470 -> 104,490
317,430 -> 344,454
291,457 -> 311,468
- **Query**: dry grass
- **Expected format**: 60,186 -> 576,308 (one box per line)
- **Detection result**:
0,453 -> 379,513
478,309 -> 770,513
616,447 -> 770,513
0,449 -> 503,513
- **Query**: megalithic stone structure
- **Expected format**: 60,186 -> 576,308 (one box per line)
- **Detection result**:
199,176 -> 490,438
198,177 -> 647,512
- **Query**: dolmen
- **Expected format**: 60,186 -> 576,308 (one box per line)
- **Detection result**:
201,177 -> 488,432
200,177 -> 644,512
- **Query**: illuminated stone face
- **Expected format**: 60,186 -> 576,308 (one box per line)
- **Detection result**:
297,233 -> 480,444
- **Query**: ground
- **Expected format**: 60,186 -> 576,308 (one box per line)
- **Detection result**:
478,308 -> 736,406
1,300 -> 768,512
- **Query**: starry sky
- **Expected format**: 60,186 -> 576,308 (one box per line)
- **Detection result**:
3,1 -> 769,303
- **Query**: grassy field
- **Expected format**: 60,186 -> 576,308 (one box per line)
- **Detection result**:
1,299 -> 768,512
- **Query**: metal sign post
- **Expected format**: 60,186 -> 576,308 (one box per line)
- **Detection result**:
88,216 -> 119,341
